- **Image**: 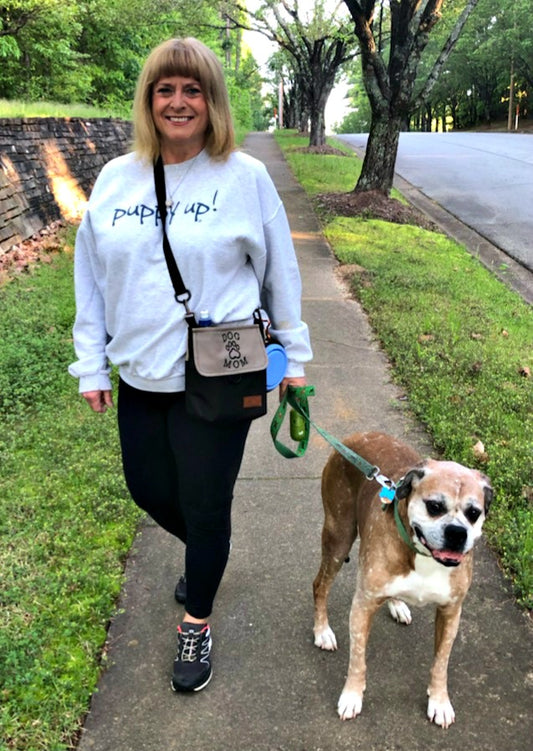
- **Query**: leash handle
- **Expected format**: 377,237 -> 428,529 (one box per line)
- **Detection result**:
270,385 -> 315,458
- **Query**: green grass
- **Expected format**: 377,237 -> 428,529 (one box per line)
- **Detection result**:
281,132 -> 406,202
0,98 -> 129,119
0,239 -> 142,750
275,130 -> 533,609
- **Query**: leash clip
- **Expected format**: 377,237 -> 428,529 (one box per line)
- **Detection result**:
371,471 -> 397,504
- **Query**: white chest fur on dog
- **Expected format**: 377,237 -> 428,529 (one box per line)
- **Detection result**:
378,555 -> 456,607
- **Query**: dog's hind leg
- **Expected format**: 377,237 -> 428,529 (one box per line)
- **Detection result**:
313,517 -> 357,651
314,452 -> 360,651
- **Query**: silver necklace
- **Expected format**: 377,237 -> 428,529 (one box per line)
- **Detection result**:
164,153 -> 200,208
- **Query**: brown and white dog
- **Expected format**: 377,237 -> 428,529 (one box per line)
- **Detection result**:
313,432 -> 493,728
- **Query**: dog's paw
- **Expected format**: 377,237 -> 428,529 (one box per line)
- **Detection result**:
427,696 -> 456,728
387,598 -> 412,625
337,690 -> 363,720
314,626 -> 338,651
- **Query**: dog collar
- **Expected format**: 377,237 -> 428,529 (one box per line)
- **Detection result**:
381,491 -> 431,557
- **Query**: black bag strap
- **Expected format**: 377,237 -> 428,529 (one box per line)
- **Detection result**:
154,155 -> 266,338
154,156 -> 195,324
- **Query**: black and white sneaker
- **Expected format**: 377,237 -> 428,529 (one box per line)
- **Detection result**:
171,622 -> 212,692
174,575 -> 187,604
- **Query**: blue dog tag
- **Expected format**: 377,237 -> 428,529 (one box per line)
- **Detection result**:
379,486 -> 396,503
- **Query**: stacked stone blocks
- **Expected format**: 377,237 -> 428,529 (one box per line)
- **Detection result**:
0,117 -> 133,253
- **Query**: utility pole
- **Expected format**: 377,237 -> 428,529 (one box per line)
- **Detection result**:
507,61 -> 514,132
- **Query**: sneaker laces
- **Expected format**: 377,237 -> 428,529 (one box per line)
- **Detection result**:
177,625 -> 210,664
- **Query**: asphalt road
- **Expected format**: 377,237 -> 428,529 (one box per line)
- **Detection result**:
338,132 -> 533,273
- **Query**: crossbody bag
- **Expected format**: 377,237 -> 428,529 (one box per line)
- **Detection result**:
153,155 -> 268,422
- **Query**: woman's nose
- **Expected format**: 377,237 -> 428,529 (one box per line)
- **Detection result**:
169,90 -> 185,110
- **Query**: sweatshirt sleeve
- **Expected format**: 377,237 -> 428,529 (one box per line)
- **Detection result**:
259,191 -> 313,378
68,211 -> 113,393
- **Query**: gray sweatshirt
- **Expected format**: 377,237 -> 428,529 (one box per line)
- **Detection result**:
68,148 -> 312,393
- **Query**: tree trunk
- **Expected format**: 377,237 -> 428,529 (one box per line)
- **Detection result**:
355,113 -> 402,194
309,107 -> 326,146
426,104 -> 432,131
299,108 -> 310,134
345,0 -> 479,195
307,72 -> 335,146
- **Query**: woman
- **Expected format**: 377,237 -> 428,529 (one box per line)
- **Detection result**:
69,37 -> 312,693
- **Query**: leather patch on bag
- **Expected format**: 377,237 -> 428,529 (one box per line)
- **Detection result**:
243,395 -> 264,409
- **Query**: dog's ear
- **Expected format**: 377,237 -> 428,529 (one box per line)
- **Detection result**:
480,474 -> 494,514
395,465 -> 426,499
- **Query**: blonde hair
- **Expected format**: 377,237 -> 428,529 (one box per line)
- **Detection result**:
133,37 -> 235,162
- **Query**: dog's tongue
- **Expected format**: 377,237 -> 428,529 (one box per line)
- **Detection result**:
432,549 -> 464,564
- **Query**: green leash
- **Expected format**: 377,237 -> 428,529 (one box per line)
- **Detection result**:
270,385 -> 429,557
271,385 -> 379,479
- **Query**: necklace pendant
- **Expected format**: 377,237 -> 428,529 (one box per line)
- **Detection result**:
165,198 -> 173,208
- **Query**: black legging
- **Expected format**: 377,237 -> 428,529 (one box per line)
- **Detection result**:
117,379 -> 251,619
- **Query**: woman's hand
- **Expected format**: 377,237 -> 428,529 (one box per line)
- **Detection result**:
279,376 -> 307,401
82,390 -> 114,413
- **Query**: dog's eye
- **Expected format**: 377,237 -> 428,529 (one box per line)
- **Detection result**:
424,500 -> 446,517
465,507 -> 482,524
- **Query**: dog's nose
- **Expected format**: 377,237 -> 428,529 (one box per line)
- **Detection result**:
444,524 -> 467,551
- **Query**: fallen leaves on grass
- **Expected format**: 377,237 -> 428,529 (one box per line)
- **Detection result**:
314,188 -> 440,231
0,221 -> 65,284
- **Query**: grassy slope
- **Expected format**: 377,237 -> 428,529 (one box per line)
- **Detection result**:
0,245 -> 142,749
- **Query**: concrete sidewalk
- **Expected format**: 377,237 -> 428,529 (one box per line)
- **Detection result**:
77,133 -> 532,751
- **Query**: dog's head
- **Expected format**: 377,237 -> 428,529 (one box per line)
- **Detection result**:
395,460 -> 493,567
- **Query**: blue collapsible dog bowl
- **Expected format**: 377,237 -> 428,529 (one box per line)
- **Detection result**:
266,343 -> 288,391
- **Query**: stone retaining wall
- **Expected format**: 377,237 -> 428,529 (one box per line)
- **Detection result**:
0,117 -> 133,253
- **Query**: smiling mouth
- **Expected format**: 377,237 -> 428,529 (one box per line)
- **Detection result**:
167,116 -> 192,123
413,526 -> 465,567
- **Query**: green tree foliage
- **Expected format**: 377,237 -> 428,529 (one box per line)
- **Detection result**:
334,67 -> 372,132
0,0 -> 266,129
1,1 -> 85,102
226,54 -> 270,130
414,0 -> 532,129
338,0 -> 532,133
0,0 -> 181,103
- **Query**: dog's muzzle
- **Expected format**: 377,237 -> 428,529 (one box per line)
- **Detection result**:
413,523 -> 468,567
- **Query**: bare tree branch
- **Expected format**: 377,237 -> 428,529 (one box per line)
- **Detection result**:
413,0 -> 482,109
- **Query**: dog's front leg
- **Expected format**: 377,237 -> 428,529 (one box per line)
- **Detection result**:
337,590 -> 380,720
427,602 -> 462,728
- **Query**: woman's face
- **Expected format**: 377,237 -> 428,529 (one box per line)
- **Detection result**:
151,75 -> 209,162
